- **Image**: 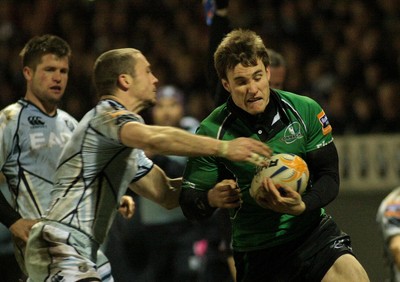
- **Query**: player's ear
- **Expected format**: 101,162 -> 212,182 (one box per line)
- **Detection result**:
221,79 -> 231,93
22,66 -> 33,80
266,66 -> 271,81
117,74 -> 130,91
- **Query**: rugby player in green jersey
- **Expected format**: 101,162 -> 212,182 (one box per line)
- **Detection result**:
180,29 -> 370,281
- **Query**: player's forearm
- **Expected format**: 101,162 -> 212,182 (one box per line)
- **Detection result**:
179,188 -> 216,221
302,143 -> 339,211
148,126 -> 222,157
0,191 -> 22,228
122,123 -> 224,157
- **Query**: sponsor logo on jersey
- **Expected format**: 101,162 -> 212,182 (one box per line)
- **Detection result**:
28,116 -> 45,127
30,132 -> 72,150
317,110 -> 332,135
281,122 -> 303,144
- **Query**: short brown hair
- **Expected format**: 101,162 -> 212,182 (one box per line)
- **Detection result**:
19,34 -> 71,69
93,48 -> 140,97
214,29 -> 270,80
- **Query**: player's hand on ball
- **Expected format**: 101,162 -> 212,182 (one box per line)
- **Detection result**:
118,195 -> 135,219
253,178 -> 305,215
208,179 -> 242,209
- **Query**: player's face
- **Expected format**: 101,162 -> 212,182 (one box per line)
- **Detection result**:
25,54 -> 69,106
222,59 -> 271,115
131,53 -> 159,108
152,97 -> 183,127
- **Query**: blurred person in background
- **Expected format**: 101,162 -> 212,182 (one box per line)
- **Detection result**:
377,186 -> 400,282
373,81 -> 400,133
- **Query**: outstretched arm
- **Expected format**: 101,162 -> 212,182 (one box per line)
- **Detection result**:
120,122 -> 272,166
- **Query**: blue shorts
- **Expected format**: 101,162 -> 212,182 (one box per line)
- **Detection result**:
233,215 -> 354,282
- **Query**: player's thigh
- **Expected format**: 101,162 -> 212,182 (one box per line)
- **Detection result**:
322,254 -> 370,282
26,223 -> 102,281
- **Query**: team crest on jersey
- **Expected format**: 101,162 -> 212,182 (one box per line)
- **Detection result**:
317,110 -> 332,135
28,116 -> 46,128
281,122 -> 303,144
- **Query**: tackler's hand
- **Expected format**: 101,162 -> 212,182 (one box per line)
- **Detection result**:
219,138 -> 272,166
118,195 -> 135,219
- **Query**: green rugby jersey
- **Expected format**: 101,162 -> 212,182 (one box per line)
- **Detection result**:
182,89 -> 333,251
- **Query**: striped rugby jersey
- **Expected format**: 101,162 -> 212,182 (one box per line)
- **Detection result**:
0,99 -> 77,219
45,99 -> 153,244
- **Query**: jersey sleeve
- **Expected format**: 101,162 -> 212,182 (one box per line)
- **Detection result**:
182,155 -> 219,192
304,98 -> 333,152
90,108 -> 143,144
0,107 -> 17,169
131,149 -> 154,182
182,126 -> 220,192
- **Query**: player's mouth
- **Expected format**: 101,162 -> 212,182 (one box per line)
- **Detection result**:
247,97 -> 263,104
50,86 -> 62,93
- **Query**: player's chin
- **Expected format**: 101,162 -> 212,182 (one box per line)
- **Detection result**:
246,103 -> 265,115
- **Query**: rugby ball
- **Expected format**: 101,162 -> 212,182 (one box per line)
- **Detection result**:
250,153 -> 309,196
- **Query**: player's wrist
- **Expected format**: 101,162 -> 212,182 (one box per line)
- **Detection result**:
217,141 -> 229,157
292,201 -> 306,216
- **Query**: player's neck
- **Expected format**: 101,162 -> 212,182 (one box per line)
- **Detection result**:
24,94 -> 58,116
100,94 -> 147,113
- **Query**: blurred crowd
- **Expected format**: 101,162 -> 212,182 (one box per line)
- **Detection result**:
0,0 -> 400,134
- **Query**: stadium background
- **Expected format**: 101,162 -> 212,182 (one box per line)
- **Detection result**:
1,0 -> 400,281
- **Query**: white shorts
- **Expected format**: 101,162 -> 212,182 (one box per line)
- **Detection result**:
25,221 -> 113,282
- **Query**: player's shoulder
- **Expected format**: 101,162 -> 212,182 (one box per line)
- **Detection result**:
197,103 -> 228,136
274,89 -> 318,106
274,89 -> 323,117
56,108 -> 78,123
0,101 -> 24,123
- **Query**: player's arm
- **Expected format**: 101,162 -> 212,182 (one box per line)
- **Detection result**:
179,179 -> 241,221
0,190 -> 37,242
117,195 -> 135,219
179,188 -> 216,221
302,142 -> 340,211
129,164 -> 181,210
120,121 -> 272,165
